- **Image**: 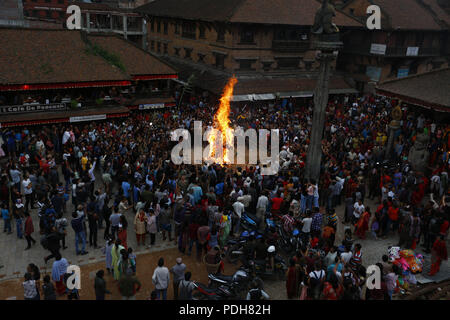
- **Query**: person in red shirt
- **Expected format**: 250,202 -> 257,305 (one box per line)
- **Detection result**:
440,218 -> 449,238
24,212 -> 36,250
187,219 -> 200,257
197,224 -> 210,261
386,203 -> 399,235
271,192 -> 283,215
322,273 -> 343,300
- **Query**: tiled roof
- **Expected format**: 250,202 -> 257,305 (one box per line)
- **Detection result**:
229,0 -> 361,26
370,0 -> 445,30
87,35 -> 176,76
0,28 -> 176,86
377,68 -> 450,109
136,0 -> 362,27
421,0 -> 450,27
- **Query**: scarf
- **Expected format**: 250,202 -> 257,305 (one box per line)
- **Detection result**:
52,258 -> 69,281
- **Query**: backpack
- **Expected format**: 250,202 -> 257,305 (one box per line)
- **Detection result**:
309,271 -> 323,299
178,280 -> 193,300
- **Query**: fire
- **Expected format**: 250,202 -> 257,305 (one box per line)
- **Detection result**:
208,77 -> 238,164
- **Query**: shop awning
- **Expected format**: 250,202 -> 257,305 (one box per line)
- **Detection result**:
229,76 -> 357,100
0,105 -> 130,127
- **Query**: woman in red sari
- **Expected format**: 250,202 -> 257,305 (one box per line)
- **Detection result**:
286,258 -> 298,299
355,208 -> 371,239
428,235 -> 448,276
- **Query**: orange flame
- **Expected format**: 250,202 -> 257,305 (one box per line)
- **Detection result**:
208,77 -> 238,164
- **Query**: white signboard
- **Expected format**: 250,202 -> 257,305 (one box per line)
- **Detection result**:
69,114 -> 106,122
406,47 -> 419,56
370,43 -> 386,55
0,103 -> 66,114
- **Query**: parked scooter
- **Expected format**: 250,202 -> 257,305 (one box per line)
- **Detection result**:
276,223 -> 294,253
240,212 -> 261,231
207,267 -> 252,298
245,246 -> 288,280
224,231 -> 251,264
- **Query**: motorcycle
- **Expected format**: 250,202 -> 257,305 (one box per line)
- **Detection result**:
291,228 -> 304,253
276,223 -> 294,254
192,282 -> 236,300
224,230 -> 265,264
208,267 -> 252,299
265,213 -> 276,232
224,231 -> 251,264
247,255 -> 288,280
240,212 -> 261,231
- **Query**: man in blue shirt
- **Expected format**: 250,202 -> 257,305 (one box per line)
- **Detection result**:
122,180 -> 131,201
1,204 -> 11,233
215,182 -> 224,196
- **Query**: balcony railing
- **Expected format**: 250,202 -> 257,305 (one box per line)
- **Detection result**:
272,40 -> 310,52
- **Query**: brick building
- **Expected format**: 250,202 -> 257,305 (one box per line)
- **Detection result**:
77,2 -> 147,49
336,0 -> 450,88
135,0 -> 362,99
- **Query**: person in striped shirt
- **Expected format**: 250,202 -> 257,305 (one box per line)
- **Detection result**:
327,208 -> 338,231
349,243 -> 362,272
281,211 -> 295,234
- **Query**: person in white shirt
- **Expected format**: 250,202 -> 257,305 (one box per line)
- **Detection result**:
232,200 -> 245,218
23,273 -> 38,300
152,258 -> 170,300
22,173 -> 33,213
353,200 -> 365,223
256,192 -> 269,220
301,211 -> 313,243
62,130 -> 71,145
237,192 -> 252,208
341,248 -> 353,264
232,200 -> 245,235
313,184 -> 319,207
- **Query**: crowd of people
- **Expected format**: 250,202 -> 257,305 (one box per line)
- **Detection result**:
0,91 -> 448,300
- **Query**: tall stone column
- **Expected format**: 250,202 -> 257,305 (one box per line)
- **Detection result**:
385,123 -> 399,160
305,35 -> 342,182
385,104 -> 402,160
86,12 -> 90,33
